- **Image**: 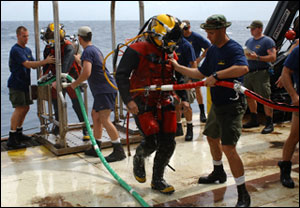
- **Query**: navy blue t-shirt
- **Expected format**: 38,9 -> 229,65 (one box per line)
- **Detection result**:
199,39 -> 248,106
8,44 -> 35,92
81,45 -> 117,97
184,31 -> 211,58
245,36 -> 275,71
175,38 -> 196,67
284,46 -> 299,95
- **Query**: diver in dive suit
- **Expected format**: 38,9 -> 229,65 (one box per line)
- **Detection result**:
116,14 -> 183,194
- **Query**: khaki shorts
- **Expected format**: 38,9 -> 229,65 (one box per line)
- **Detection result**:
244,70 -> 271,99
203,100 -> 246,145
9,88 -> 33,108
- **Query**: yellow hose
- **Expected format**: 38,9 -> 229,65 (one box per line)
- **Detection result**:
102,33 -> 146,91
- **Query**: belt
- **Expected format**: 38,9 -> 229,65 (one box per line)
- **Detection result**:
249,68 -> 268,73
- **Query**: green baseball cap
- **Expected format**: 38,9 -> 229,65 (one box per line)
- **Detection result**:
246,20 -> 263,29
200,14 -> 232,30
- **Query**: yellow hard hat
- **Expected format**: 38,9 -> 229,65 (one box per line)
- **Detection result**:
148,14 -> 182,53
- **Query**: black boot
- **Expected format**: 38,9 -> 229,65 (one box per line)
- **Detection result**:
7,131 -> 26,150
278,161 -> 294,188
261,116 -> 274,134
199,104 -> 207,123
151,137 -> 176,194
105,142 -> 126,163
236,183 -> 251,207
198,165 -> 227,184
84,140 -> 101,157
176,123 -> 184,136
133,154 -> 146,183
82,127 -> 90,141
243,113 -> 259,128
185,123 -> 193,141
16,127 -> 32,141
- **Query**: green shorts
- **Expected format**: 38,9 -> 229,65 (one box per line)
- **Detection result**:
244,70 -> 271,99
9,88 -> 33,108
203,100 -> 246,145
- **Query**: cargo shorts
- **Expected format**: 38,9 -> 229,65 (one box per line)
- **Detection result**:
203,100 -> 246,145
244,70 -> 271,99
9,88 -> 33,108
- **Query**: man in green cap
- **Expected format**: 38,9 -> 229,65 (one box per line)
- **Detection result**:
169,14 -> 251,207
243,20 -> 276,134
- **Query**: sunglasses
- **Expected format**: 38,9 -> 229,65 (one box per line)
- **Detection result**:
183,26 -> 189,30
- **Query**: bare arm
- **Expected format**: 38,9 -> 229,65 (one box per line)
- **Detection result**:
281,66 -> 299,106
70,60 -> 92,89
22,55 -> 55,69
169,58 -> 205,80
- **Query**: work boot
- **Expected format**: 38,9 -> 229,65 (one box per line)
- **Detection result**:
82,127 -> 90,141
176,123 -> 184,136
243,113 -> 259,128
84,140 -> 101,157
261,116 -> 274,134
185,123 -> 193,141
199,104 -> 207,123
278,161 -> 294,188
198,165 -> 227,184
236,183 -> 251,207
151,178 -> 175,195
133,154 -> 146,183
16,127 -> 32,141
105,143 -> 126,163
7,131 -> 26,150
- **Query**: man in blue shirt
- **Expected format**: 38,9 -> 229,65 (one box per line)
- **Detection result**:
243,20 -> 277,134
175,37 -> 197,141
7,26 -> 55,150
169,15 -> 251,207
277,46 -> 299,189
182,20 -> 211,123
71,26 -> 126,163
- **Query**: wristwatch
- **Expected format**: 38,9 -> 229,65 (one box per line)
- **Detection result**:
212,72 -> 220,81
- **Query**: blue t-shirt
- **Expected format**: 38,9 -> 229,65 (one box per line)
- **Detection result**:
81,45 -> 117,96
175,38 -> 196,67
184,31 -> 211,58
284,46 -> 299,95
245,36 -> 275,72
7,44 -> 35,92
199,39 -> 248,106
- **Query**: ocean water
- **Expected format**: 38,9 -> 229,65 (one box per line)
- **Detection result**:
1,20 -> 268,137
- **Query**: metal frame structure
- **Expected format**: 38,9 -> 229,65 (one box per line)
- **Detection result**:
33,1 -> 144,155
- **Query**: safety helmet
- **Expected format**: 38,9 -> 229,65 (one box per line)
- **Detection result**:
41,23 -> 65,45
148,14 -> 182,53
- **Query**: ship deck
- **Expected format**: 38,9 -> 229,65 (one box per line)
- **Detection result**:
1,114 -> 299,207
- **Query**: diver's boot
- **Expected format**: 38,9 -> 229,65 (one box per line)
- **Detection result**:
84,140 -> 101,157
16,127 -> 32,141
176,123 -> 184,136
82,127 -> 90,141
105,142 -> 126,163
151,163 -> 175,194
261,116 -> 274,134
198,165 -> 227,184
199,104 -> 207,123
235,183 -> 251,207
151,178 -> 175,195
7,131 -> 26,150
133,154 -> 146,183
278,161 -> 294,188
185,123 -> 193,141
243,113 -> 259,128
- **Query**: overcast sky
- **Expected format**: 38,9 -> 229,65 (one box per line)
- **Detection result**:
2,1 -> 278,21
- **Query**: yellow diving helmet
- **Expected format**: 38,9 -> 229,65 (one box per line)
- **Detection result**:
148,14 -> 182,53
43,23 -> 65,45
